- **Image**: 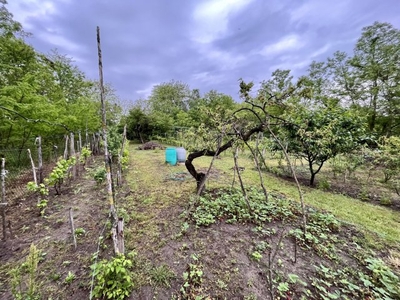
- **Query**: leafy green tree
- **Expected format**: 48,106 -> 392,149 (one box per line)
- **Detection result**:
125,106 -> 152,142
374,136 -> 400,183
281,103 -> 366,186
329,22 -> 400,136
0,1 -> 109,151
147,80 -> 190,120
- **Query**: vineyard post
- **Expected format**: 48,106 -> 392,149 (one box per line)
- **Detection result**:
78,130 -> 82,152
97,26 -> 122,254
27,149 -> 38,186
117,124 -> 127,187
64,134 -> 69,159
1,158 -> 7,240
97,26 -> 115,213
70,132 -> 77,178
36,136 -> 43,184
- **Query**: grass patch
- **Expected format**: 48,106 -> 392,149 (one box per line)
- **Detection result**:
127,145 -> 400,244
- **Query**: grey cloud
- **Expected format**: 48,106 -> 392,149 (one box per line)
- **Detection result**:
8,0 -> 400,106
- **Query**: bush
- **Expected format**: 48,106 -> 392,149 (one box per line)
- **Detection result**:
91,254 -> 135,300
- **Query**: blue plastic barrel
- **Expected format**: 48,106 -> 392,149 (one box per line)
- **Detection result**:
165,147 -> 177,166
176,147 -> 186,163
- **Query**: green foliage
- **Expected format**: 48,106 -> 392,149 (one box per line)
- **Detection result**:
36,199 -> 48,216
180,254 -> 206,299
91,254 -> 135,300
374,136 -> 400,183
280,103 -> 366,186
108,125 -> 123,158
74,227 -> 86,237
64,271 -> 75,284
45,157 -> 76,194
10,243 -> 41,300
310,258 -> 400,299
365,257 -> 400,298
26,182 -> 49,196
317,178 -> 330,191
92,166 -> 106,185
149,264 -> 175,288
290,210 -> 340,258
125,106 -> 153,142
250,251 -> 262,262
80,146 -> 92,163
120,148 -> 129,171
191,188 -> 298,226
147,80 -> 190,119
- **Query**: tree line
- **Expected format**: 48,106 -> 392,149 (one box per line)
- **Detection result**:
0,1 -> 122,151
124,21 -> 400,187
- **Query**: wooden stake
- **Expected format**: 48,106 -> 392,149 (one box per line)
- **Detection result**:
70,132 -> 76,179
78,131 -> 82,153
1,158 -> 7,240
117,218 -> 124,254
64,135 -> 69,159
117,125 -> 127,186
27,149 -> 38,186
69,208 -> 77,250
97,26 -> 116,219
36,136 -> 43,184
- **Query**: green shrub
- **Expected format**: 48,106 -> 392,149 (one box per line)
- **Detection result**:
379,194 -> 392,206
91,254 -> 135,300
93,167 -> 106,185
317,178 -> 330,191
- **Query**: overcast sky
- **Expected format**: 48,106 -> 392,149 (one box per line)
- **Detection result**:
6,0 -> 400,108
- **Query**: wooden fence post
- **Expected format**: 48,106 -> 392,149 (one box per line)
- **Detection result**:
1,158 -> 7,240
36,136 -> 43,184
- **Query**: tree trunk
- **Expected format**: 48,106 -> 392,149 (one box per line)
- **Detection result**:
185,124 -> 265,193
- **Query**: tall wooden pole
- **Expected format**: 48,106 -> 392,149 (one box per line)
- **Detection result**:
97,26 -> 116,218
1,158 -> 7,240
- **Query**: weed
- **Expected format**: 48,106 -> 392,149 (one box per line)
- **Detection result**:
36,199 -> 48,216
180,254 -> 207,299
149,264 -> 175,288
317,178 -> 330,191
50,273 -> 61,281
217,279 -> 228,290
74,227 -> 86,237
21,225 -> 30,233
10,244 -> 41,300
365,257 -> 400,298
64,271 -> 75,284
358,187 -> 370,202
244,293 -> 257,300
250,251 -> 262,262
379,193 -> 392,206
191,188 -> 298,226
